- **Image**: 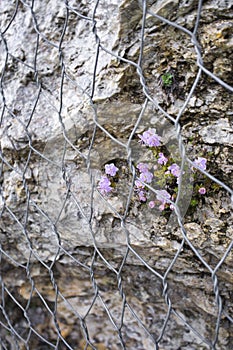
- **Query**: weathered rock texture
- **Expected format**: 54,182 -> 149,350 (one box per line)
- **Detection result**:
0,0 -> 232,349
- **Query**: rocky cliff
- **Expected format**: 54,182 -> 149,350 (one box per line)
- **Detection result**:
0,0 -> 232,349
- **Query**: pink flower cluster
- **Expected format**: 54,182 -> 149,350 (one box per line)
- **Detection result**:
139,128 -> 161,147
98,176 -> 112,195
98,163 -> 119,195
135,163 -> 154,202
98,129 -> 208,212
135,160 -> 181,208
135,129 -> 208,211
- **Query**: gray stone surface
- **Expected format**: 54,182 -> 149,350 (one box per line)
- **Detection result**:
0,0 -> 232,349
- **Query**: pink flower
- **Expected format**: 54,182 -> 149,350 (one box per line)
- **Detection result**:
168,164 -> 180,178
158,152 -> 168,165
198,187 -> 206,195
193,157 -> 207,171
138,190 -> 147,202
136,162 -> 154,184
139,128 -> 161,147
139,171 -> 153,184
137,163 -> 150,173
149,201 -> 155,208
105,163 -> 119,176
98,176 -> 112,195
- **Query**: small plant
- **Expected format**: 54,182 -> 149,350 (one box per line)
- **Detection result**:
161,72 -> 173,87
97,128 -> 208,212
159,69 -> 179,102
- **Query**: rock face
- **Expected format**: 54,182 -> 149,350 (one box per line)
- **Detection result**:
0,0 -> 232,349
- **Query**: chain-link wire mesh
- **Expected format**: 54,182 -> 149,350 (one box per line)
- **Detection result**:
0,0 -> 233,349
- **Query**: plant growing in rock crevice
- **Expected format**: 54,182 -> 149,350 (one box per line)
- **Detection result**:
97,128 -> 208,213
161,72 -> 173,87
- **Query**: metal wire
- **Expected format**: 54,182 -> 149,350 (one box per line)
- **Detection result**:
0,0 -> 232,349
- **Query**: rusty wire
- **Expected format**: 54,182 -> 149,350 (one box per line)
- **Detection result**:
0,0 -> 232,349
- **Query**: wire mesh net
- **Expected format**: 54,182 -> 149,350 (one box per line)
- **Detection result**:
0,0 -> 233,349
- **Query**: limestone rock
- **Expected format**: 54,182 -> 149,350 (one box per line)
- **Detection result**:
0,0 -> 232,349
199,118 -> 233,145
